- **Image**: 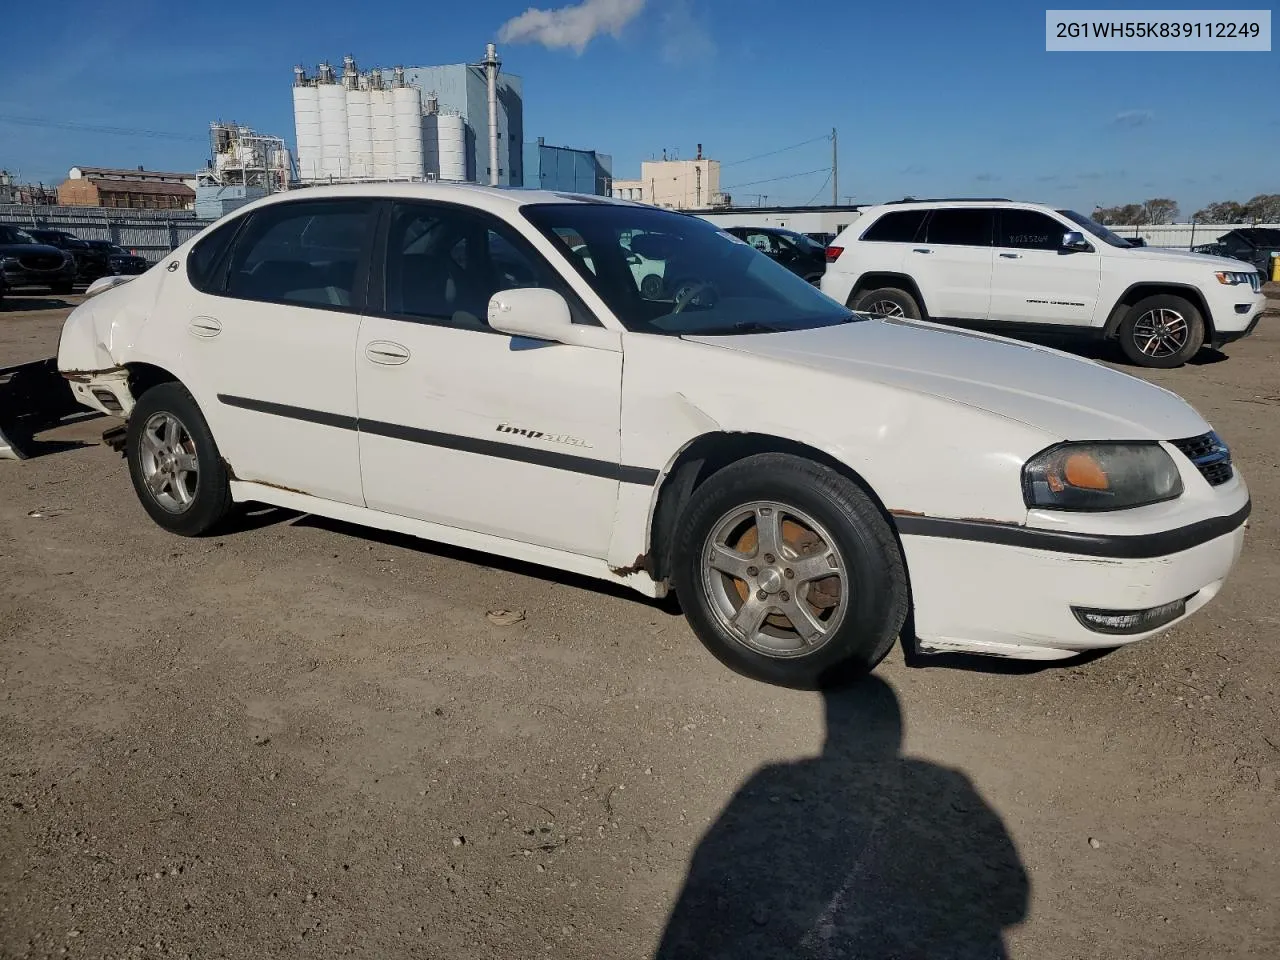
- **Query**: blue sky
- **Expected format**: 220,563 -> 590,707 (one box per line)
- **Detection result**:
1,0 -> 1276,215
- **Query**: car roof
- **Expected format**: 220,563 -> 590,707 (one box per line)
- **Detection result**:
861,198 -> 1053,212
232,181 -> 645,218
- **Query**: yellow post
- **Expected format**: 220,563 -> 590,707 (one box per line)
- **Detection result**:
1271,253 -> 1280,283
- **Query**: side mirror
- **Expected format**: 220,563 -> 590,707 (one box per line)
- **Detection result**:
1062,231 -> 1092,252
486,287 -> 618,350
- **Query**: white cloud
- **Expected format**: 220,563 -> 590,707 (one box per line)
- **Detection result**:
660,0 -> 716,63
498,0 -> 646,54
1111,109 -> 1154,128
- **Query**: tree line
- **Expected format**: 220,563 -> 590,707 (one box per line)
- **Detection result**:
1092,194 -> 1280,226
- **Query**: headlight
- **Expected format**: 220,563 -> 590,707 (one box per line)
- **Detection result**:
1022,442 -> 1183,511
1215,271 -> 1254,285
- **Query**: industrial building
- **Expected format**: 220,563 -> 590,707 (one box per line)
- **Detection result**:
292,46 -> 519,186
290,45 -> 613,196
194,123 -> 292,219
522,138 -> 612,195
57,166 -> 197,210
612,147 -> 723,209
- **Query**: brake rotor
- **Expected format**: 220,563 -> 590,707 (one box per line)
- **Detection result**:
730,516 -> 841,630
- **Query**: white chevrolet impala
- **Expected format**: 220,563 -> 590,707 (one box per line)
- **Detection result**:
56,184 -> 1250,687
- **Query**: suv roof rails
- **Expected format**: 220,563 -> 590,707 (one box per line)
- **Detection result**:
883,197 -> 1012,204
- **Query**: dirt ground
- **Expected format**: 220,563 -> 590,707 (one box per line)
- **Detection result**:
2,290 -> 1278,959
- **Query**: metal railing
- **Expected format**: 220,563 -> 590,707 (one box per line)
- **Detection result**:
0,204 -> 214,263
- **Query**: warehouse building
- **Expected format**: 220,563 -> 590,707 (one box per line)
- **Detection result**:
57,166 -> 197,210
522,138 -> 611,195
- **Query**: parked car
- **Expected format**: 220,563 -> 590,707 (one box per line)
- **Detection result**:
569,241 -> 666,298
723,226 -> 828,284
0,224 -> 78,296
821,199 -> 1267,368
26,229 -> 98,282
56,184 -> 1249,687
84,240 -> 149,277
1192,228 -> 1280,278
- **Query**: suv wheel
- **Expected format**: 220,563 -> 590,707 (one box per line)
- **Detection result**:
1117,294 -> 1205,368
126,382 -> 233,536
672,453 -> 909,689
851,286 -> 921,320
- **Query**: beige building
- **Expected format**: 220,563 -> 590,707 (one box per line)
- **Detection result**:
613,155 -> 722,210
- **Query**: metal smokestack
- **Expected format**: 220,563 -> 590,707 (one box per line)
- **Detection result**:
483,42 -> 501,186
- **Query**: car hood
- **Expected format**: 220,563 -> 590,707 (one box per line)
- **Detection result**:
0,242 -> 66,258
1121,246 -> 1258,271
683,318 -> 1210,442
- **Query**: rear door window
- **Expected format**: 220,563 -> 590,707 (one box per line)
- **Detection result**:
924,209 -> 993,247
224,199 -> 375,310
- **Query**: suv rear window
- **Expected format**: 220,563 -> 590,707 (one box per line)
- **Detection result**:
861,210 -> 926,243
924,209 -> 993,246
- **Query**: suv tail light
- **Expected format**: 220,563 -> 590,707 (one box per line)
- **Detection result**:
824,245 -> 844,263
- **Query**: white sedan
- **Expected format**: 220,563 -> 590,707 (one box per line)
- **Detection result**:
56,184 -> 1250,688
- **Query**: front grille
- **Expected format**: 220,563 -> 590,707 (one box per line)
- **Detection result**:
1170,431 -> 1233,486
19,254 -> 63,271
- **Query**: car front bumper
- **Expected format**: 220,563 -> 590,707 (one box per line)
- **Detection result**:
898,491 -> 1250,660
2,261 -> 77,289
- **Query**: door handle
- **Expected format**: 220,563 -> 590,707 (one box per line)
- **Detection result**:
189,316 -> 222,337
911,248 -> 932,255
365,341 -> 410,365
999,252 -> 1022,259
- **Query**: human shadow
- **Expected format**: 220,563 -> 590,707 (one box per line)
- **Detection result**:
655,676 -> 1029,959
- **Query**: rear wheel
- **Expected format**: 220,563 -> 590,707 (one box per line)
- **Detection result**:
1117,294 -> 1204,368
672,453 -> 909,689
126,382 -> 232,536
851,286 -> 921,320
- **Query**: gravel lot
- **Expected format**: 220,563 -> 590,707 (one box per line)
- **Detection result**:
2,291 -> 1278,959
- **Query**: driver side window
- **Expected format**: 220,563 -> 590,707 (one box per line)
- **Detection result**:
384,203 -> 599,330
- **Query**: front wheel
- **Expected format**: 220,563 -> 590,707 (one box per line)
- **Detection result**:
672,453 -> 909,689
126,382 -> 232,536
1117,294 -> 1205,368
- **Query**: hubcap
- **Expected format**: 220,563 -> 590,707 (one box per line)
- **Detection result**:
700,501 -> 848,658
865,299 -> 906,318
138,412 -> 199,513
1132,308 -> 1188,358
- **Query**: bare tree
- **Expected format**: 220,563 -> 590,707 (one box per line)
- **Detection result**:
1193,200 -> 1248,224
1142,198 -> 1179,224
1244,193 -> 1280,223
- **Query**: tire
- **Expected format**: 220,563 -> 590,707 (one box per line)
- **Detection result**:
1117,294 -> 1205,368
640,273 -> 664,299
126,382 -> 232,536
851,286 -> 921,320
672,453 -> 909,689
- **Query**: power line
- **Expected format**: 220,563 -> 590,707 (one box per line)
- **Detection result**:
723,167 -> 830,191
720,134 -> 831,168
0,114 -> 207,143
803,171 -> 833,206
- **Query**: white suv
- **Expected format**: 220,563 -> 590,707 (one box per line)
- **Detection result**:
56,184 -> 1249,687
821,200 -> 1268,368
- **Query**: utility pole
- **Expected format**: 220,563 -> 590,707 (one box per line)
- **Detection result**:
831,127 -> 838,206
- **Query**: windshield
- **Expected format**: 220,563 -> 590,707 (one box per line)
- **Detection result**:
0,225 -> 36,245
1057,209 -> 1134,249
520,203 -> 855,336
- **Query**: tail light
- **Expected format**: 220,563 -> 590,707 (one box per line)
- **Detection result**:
824,245 -> 844,263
